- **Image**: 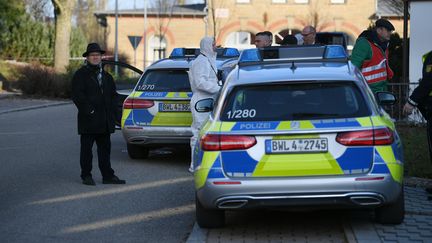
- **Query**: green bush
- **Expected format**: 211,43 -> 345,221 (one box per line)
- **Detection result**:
17,63 -> 72,98
397,124 -> 432,179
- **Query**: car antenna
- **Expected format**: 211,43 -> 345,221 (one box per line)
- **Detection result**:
290,61 -> 297,71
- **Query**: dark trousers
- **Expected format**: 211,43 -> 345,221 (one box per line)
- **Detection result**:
80,133 -> 115,179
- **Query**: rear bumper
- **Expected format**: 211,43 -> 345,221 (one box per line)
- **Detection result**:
196,174 -> 402,210
122,126 -> 192,145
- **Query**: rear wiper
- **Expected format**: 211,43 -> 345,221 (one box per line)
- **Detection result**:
291,112 -> 339,119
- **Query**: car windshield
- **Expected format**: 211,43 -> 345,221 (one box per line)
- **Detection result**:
136,69 -> 191,92
220,82 -> 370,121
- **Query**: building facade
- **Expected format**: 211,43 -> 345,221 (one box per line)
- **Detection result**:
95,0 -> 404,69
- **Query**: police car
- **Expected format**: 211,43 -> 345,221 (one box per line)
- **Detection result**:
121,47 -> 239,159
192,45 -> 404,228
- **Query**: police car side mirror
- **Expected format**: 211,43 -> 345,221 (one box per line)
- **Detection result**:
376,92 -> 396,106
195,98 -> 214,112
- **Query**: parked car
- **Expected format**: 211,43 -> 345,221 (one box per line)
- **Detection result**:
121,47 -> 240,159
192,45 -> 404,228
316,32 -> 348,50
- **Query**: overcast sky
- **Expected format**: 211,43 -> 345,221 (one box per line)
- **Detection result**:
107,0 -> 204,10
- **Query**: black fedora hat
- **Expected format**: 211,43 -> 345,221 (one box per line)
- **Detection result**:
82,43 -> 105,57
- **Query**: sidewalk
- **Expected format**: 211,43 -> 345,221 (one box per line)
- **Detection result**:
187,185 -> 432,243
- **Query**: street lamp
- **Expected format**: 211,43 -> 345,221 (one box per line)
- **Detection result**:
114,0 -> 119,76
143,0 -> 148,69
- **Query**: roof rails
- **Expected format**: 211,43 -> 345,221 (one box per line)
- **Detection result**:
238,45 -> 348,67
169,47 -> 240,59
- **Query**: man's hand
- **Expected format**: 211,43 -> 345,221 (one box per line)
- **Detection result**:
403,102 -> 415,116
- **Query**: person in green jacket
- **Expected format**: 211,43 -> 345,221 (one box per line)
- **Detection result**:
351,19 -> 395,93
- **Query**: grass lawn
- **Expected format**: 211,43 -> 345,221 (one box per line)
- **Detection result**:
397,124 -> 432,179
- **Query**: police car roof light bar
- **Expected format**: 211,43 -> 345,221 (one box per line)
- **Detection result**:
238,45 -> 348,66
169,47 -> 240,59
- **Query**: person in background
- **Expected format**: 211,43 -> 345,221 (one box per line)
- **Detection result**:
281,34 -> 298,46
254,31 -> 272,48
188,37 -> 221,173
72,43 -> 126,186
300,26 -> 317,45
350,18 -> 395,93
403,50 -> 432,197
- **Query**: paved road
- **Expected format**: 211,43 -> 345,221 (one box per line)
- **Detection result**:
2,101 -> 432,243
0,104 -> 195,243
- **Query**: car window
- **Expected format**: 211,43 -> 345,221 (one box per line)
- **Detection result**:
136,69 -> 191,92
316,33 -> 347,49
220,82 -> 370,121
103,62 -> 142,90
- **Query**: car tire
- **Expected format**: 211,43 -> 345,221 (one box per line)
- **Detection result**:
196,195 -> 225,228
127,143 -> 149,159
375,189 -> 405,225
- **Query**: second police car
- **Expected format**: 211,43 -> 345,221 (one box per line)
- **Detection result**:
192,45 -> 404,228
121,48 -> 239,159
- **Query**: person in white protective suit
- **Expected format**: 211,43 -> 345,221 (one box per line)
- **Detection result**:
188,37 -> 221,172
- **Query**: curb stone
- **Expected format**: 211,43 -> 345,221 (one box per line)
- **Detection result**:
185,223 -> 207,243
0,101 -> 72,115
343,220 -> 358,243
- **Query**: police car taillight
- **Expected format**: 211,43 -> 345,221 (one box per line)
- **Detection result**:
123,98 -> 154,109
336,128 -> 394,146
201,134 -> 256,151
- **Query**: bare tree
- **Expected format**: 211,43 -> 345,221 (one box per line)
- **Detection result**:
208,0 -> 230,40
383,0 -> 404,17
299,1 -> 329,31
74,0 -> 106,44
151,0 -> 177,59
24,0 -> 51,21
51,0 -> 76,72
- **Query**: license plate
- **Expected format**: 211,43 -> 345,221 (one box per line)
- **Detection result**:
265,138 -> 328,154
159,103 -> 190,112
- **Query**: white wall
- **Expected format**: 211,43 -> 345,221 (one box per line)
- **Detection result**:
409,1 -> 432,84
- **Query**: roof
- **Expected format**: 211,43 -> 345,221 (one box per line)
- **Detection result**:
376,0 -> 403,17
231,61 -> 362,86
94,4 -> 206,17
146,57 -> 235,70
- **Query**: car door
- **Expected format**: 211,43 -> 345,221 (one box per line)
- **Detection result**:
102,60 -> 143,128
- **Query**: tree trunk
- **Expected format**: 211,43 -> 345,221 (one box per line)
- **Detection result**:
52,0 -> 76,73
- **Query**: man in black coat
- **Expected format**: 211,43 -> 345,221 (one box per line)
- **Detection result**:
72,43 -> 126,186
403,50 -> 432,195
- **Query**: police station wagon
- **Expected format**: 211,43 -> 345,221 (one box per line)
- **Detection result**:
192,45 -> 404,228
121,48 -> 239,159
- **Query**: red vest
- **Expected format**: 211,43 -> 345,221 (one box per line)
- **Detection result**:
361,41 -> 394,84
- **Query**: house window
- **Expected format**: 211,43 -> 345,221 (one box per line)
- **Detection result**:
294,0 -> 309,3
330,0 -> 346,4
272,0 -> 286,3
236,0 -> 250,3
225,31 -> 254,50
149,35 -> 167,62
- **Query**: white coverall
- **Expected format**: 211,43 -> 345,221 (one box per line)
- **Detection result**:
189,37 -> 221,171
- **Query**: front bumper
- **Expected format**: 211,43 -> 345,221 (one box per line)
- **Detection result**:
196,174 -> 402,210
122,125 -> 192,145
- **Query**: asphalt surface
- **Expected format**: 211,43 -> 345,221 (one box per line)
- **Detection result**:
2,98 -> 432,243
0,104 -> 195,243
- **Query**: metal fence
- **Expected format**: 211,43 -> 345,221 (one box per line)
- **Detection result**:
387,82 -> 426,124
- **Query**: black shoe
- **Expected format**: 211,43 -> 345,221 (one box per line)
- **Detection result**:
102,175 -> 126,184
82,176 -> 96,186
426,187 -> 432,194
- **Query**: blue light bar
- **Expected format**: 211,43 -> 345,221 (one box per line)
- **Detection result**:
169,48 -> 184,57
239,49 -> 261,63
223,48 -> 240,58
324,45 -> 347,59
169,48 -> 199,58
